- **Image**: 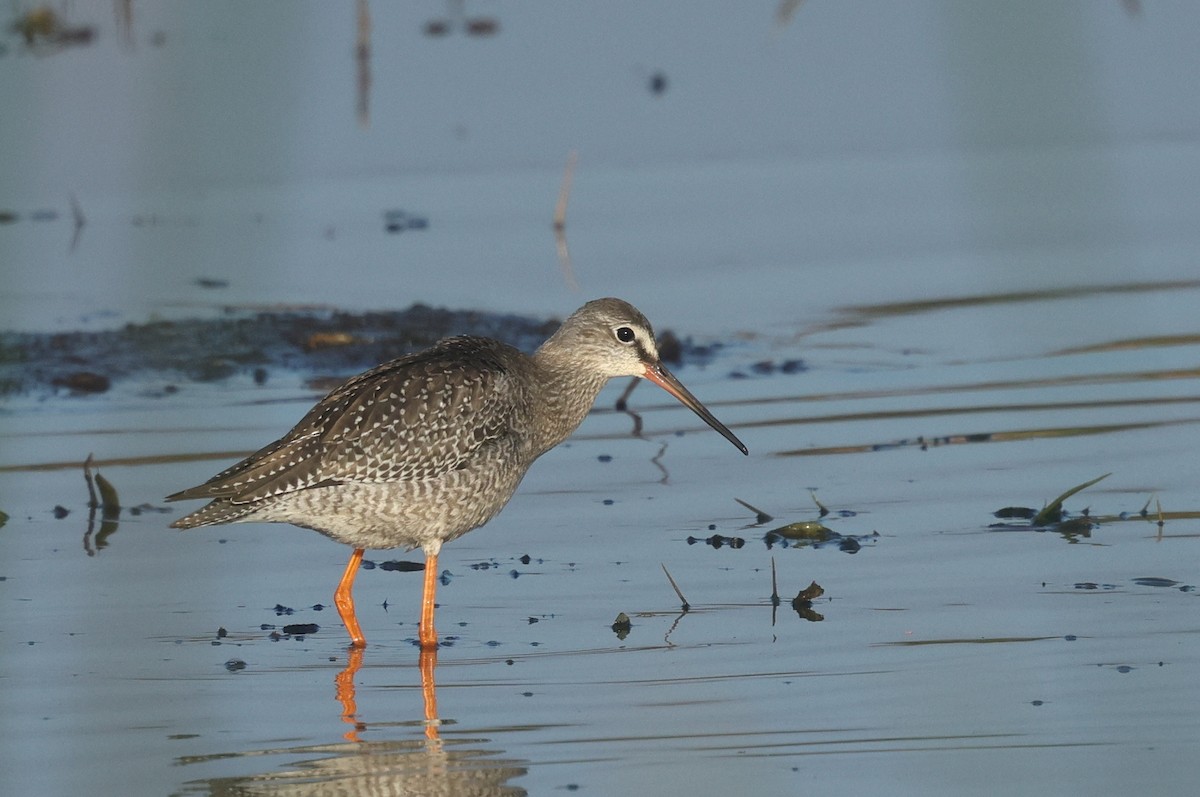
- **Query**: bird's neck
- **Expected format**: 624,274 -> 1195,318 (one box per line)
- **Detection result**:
528,341 -> 611,456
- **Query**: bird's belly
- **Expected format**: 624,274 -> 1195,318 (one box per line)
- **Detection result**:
244,464 -> 527,551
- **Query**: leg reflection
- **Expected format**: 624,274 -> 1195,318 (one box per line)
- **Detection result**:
333,644 -> 441,744
336,645 -> 366,742
420,646 -> 440,742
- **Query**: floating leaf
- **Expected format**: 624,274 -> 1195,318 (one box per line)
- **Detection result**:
768,521 -> 835,541
1033,473 -> 1110,527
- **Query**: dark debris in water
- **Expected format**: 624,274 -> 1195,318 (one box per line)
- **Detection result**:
370,559 -> 424,572
984,474 -> 1177,542
51,371 -> 110,394
0,303 -> 730,396
383,209 -> 429,234
1132,577 -> 1177,587
1068,577 -> 1195,593
687,534 -> 745,549
1132,577 -> 1195,591
611,612 -> 632,640
729,358 -> 807,379
791,581 -> 825,622
9,7 -> 95,51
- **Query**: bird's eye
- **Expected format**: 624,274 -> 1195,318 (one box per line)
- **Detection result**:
615,326 -> 636,344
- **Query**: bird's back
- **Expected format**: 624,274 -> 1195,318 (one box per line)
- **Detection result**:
167,336 -> 530,529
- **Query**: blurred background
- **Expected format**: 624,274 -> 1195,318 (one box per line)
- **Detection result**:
4,3 -> 1200,796
4,1 -> 1198,332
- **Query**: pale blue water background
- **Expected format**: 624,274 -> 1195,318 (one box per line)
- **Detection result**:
2,3 -> 1199,795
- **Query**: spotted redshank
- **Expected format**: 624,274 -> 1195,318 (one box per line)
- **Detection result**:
167,298 -> 746,648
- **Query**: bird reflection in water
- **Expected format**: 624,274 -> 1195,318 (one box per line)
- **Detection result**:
178,646 -> 528,795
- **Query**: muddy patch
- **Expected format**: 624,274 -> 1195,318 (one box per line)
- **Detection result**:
0,304 -> 726,396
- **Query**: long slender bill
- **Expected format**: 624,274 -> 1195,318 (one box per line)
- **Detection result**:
642,362 -> 748,455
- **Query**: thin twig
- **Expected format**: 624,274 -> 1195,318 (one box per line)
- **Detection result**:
808,489 -> 828,518
735,498 -> 773,524
769,557 -> 780,627
115,0 -> 134,51
553,150 -> 577,232
650,440 -> 669,485
553,150 -> 580,291
661,563 -> 690,612
69,192 -> 86,253
83,453 -> 99,509
770,557 -> 780,606
356,0 -> 372,128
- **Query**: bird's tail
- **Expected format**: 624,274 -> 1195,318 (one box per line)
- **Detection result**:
170,500 -> 259,529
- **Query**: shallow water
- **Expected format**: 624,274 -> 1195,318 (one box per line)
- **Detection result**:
4,275 -> 1198,796
4,4 -> 1200,796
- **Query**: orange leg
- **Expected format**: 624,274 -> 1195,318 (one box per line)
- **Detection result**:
334,548 -> 367,648
418,551 -> 439,649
